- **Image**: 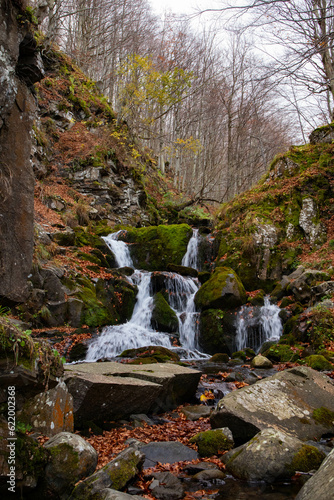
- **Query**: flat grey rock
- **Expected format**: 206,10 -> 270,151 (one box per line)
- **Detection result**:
65,362 -> 201,425
141,441 -> 198,468
210,366 -> 334,445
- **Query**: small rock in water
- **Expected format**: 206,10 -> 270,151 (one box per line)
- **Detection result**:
251,355 -> 273,369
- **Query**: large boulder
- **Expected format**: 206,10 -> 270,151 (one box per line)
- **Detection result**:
223,428 -> 325,483
69,445 -> 144,499
151,292 -> 179,333
17,381 -> 74,437
210,366 -> 334,445
119,224 -> 192,271
65,362 -> 201,427
42,432 -> 98,499
295,447 -> 334,500
194,267 -> 246,311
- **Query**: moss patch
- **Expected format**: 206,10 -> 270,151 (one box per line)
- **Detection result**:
263,344 -> 301,363
304,354 -> 333,371
189,429 -> 234,457
151,292 -> 178,333
119,224 -> 192,270
194,267 -> 246,311
288,445 -> 325,474
312,406 -> 334,426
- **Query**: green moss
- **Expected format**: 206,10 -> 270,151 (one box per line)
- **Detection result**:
194,267 -> 246,311
232,350 -> 247,362
304,354 -> 333,371
189,429 -> 234,457
209,353 -> 229,363
312,406 -> 334,426
78,286 -> 113,327
16,434 -> 49,480
198,309 -> 230,355
288,445 -> 325,474
151,292 -> 178,333
120,224 -> 192,270
264,344 -> 300,363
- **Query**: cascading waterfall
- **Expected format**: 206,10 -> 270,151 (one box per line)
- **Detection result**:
102,230 -> 133,268
182,228 -> 200,270
235,296 -> 283,353
157,272 -> 204,356
85,270 -> 173,360
85,228 -> 208,361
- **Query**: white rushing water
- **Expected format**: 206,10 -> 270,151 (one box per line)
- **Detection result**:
182,228 -> 200,270
102,230 -> 133,267
235,296 -> 283,353
86,228 -> 208,360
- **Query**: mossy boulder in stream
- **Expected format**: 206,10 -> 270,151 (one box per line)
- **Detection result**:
119,224 -> 192,270
151,292 -> 179,333
194,267 -> 246,311
199,309 -> 231,355
189,428 -> 234,457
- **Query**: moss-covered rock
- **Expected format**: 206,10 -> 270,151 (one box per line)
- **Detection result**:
151,292 -> 179,333
167,263 -> 198,277
189,428 -> 234,457
42,432 -> 98,498
118,224 -> 192,271
209,353 -> 229,363
304,355 -> 333,371
263,344 -> 301,363
194,267 -> 246,311
247,290 -> 265,306
288,445 -> 325,474
119,345 -> 180,363
69,446 -> 144,499
198,309 -> 233,355
232,350 -> 247,362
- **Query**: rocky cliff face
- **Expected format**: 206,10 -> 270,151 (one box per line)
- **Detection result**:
0,0 -> 43,303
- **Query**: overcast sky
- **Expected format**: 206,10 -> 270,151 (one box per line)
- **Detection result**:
149,0 -> 218,16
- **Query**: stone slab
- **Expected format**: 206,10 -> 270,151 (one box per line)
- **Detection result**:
210,366 -> 334,445
65,361 -> 201,415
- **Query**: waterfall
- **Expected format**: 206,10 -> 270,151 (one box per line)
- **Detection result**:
235,296 -> 283,353
85,229 -> 208,361
182,228 -> 200,270
86,270 -> 172,360
102,230 -> 133,268
157,272 -> 202,354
